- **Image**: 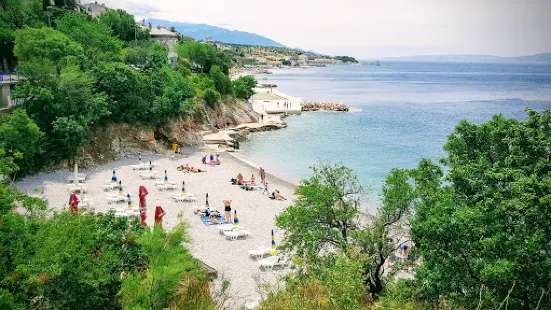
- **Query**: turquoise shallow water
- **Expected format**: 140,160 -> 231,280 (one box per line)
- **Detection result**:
237,62 -> 551,205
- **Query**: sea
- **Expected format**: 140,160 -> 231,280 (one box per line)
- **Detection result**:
237,62 -> 551,207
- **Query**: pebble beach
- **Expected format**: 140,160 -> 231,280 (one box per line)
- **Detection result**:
15,150 -> 297,309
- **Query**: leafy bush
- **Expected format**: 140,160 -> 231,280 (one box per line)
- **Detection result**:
202,87 -> 221,108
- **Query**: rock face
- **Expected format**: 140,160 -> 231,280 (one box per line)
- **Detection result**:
301,102 -> 349,112
80,98 -> 260,167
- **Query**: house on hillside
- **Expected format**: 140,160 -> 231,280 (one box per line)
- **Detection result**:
81,1 -> 110,18
139,23 -> 181,67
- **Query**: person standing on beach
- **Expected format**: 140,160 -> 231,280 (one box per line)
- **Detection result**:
263,182 -> 269,195
260,114 -> 264,121
277,101 -> 280,109
223,200 -> 232,223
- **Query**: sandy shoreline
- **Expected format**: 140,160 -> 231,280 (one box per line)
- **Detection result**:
16,150 -> 296,309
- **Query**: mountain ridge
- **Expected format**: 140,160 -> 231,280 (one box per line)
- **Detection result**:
145,19 -> 286,48
376,52 -> 551,64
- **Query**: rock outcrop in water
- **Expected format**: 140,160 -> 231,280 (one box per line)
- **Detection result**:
301,102 -> 349,112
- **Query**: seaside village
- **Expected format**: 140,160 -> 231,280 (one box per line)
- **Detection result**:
1,1 -> 544,310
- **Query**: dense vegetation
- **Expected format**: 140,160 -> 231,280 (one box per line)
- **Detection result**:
0,0 -> 256,177
334,55 -> 359,63
259,109 -> 551,310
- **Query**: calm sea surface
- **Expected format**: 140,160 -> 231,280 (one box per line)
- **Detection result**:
238,62 -> 551,205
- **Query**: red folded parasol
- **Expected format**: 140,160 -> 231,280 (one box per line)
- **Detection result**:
139,186 -> 148,226
154,206 -> 165,227
68,193 -> 80,215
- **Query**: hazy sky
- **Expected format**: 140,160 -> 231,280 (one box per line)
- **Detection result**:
91,0 -> 551,59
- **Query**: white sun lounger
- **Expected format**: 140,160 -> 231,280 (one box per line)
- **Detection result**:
131,164 -> 151,170
248,247 -> 273,259
172,193 -> 196,202
106,194 -> 127,204
217,224 -> 243,234
258,255 -> 288,271
114,208 -> 140,217
66,173 -> 86,183
154,180 -> 176,185
139,171 -> 157,179
102,182 -> 119,191
224,229 -> 250,241
67,184 -> 88,193
156,183 -> 178,191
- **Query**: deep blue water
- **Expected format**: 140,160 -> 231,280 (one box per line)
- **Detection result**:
238,62 -> 551,205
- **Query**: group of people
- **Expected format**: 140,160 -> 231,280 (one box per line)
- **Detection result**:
276,101 -> 292,109
215,122 -> 232,131
202,154 -> 221,166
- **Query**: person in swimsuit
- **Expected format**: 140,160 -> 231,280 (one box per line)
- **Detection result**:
223,200 -> 232,223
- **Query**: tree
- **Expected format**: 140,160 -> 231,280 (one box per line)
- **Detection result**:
118,224 -> 209,310
277,163 -> 413,297
55,12 -> 122,64
209,65 -> 232,96
202,87 -> 220,108
13,26 -> 84,74
232,75 -> 257,100
404,109 -> 551,309
0,109 -> 43,175
99,9 -> 149,42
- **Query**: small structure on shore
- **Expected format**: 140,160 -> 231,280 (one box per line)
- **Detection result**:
301,102 -> 349,112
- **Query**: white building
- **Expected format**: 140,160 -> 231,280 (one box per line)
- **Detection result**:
81,2 -> 110,18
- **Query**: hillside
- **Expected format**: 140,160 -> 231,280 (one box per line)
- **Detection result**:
380,52 -> 551,64
146,19 -> 286,47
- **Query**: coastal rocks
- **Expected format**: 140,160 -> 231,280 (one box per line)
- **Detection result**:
202,120 -> 287,151
136,130 -> 155,143
301,102 -> 349,112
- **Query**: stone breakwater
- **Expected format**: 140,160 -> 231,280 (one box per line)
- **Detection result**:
301,102 -> 349,112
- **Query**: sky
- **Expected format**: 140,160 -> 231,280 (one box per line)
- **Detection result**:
89,0 -> 551,59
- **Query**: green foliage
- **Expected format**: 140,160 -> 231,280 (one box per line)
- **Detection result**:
232,75 -> 257,99
209,65 -> 232,95
25,212 -> 145,310
0,109 -> 43,175
202,87 -> 221,108
99,9 -> 149,42
177,41 -> 232,74
13,26 -> 83,73
334,55 -> 358,63
258,256 -> 368,310
398,109 -> 551,309
56,12 -> 122,64
119,224 -> 209,310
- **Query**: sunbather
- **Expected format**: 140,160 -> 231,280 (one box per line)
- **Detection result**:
189,167 -> 206,173
271,189 -> 286,200
248,174 -> 256,184
237,173 -> 244,185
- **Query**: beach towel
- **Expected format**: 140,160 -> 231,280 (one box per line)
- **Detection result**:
201,215 -> 226,225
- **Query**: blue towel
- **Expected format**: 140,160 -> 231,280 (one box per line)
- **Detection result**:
201,216 -> 226,225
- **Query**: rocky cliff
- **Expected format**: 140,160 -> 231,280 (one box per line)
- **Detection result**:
79,99 -> 260,167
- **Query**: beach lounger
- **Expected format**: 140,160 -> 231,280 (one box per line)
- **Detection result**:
106,194 -> 127,204
224,229 -> 250,241
172,193 -> 197,202
139,171 -> 157,179
66,173 -> 86,183
114,208 -> 140,217
131,164 -> 151,170
67,184 -> 88,193
102,182 -> 119,191
258,255 -> 288,271
217,224 -> 243,234
247,247 -> 273,259
154,180 -> 176,185
156,183 -> 178,191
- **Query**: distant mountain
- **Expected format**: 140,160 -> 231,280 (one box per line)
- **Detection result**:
380,53 -> 551,64
145,19 -> 286,48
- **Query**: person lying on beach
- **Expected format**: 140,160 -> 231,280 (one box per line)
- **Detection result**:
270,189 -> 286,200
209,214 -> 220,224
178,164 -> 191,172
189,167 -> 206,173
237,173 -> 244,185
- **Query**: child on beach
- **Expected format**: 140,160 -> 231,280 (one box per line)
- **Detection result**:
262,182 -> 269,195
